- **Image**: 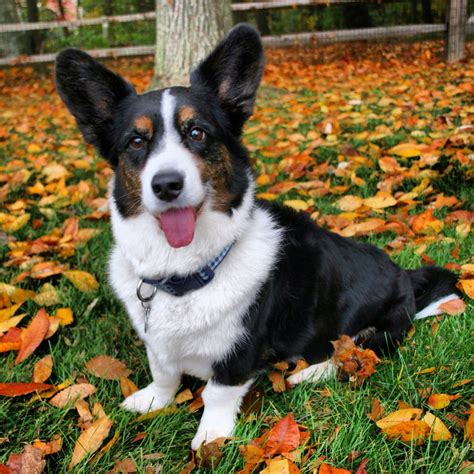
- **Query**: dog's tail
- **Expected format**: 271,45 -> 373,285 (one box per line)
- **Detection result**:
407,266 -> 461,320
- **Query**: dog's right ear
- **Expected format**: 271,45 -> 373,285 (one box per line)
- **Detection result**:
55,49 -> 136,162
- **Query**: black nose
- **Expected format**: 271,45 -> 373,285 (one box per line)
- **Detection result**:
151,171 -> 184,202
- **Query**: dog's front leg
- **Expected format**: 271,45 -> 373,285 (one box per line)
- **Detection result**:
121,345 -> 180,414
191,379 -> 253,450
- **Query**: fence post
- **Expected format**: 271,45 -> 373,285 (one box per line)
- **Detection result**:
446,0 -> 468,62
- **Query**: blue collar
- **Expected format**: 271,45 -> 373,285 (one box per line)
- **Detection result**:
137,243 -> 233,299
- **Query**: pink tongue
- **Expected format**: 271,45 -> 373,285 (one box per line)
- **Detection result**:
158,207 -> 196,248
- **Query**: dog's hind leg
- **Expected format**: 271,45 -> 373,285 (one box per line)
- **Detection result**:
287,360 -> 336,386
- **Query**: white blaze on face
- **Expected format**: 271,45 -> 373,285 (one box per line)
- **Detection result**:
141,89 -> 205,216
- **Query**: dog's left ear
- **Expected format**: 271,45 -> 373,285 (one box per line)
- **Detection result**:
190,23 -> 264,135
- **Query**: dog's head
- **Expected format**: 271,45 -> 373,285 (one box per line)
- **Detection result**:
56,24 -> 263,248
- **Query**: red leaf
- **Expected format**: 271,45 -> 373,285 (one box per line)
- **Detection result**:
0,382 -> 53,397
15,308 -> 49,364
264,414 -> 300,457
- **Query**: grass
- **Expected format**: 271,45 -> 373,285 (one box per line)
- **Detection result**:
0,43 -> 473,473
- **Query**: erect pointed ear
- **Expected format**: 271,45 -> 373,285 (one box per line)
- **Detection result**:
190,23 -> 264,135
55,48 -> 136,162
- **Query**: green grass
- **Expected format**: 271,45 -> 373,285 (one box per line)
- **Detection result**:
0,55 -> 473,473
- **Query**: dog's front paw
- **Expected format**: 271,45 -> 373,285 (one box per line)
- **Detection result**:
120,383 -> 170,414
191,417 -> 234,450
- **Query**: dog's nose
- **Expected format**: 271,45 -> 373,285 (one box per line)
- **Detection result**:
151,171 -> 184,202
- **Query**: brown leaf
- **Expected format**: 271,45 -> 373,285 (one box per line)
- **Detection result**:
49,383 -> 96,408
63,270 -> 99,292
15,308 -> 49,364
175,388 -> 194,404
331,335 -> 381,384
0,382 -> 53,397
120,377 -> 138,399
268,371 -> 287,393
32,435 -> 62,455
239,445 -> 264,473
85,355 -> 132,380
196,439 -> 225,469
109,457 -> 137,473
368,398 -> 384,421
69,415 -> 113,469
5,445 -> 45,474
33,355 -> 53,383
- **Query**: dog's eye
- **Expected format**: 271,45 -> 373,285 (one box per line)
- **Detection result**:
129,137 -> 144,150
189,127 -> 205,142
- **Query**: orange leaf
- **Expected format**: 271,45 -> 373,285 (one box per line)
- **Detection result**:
260,458 -> 301,473
175,388 -> 193,404
412,209 -> 443,235
382,420 -> 430,444
458,279 -> 474,299
427,393 -> 461,410
338,218 -> 385,238
465,404 -> 474,446
335,195 -> 363,212
268,371 -> 287,393
49,383 -> 96,408
318,463 -> 351,474
33,355 -> 53,383
0,303 -> 23,323
438,298 -> 466,315
0,382 -> 53,397
363,192 -> 397,209
63,270 -> 99,292
375,408 -> 422,430
85,355 -> 132,380
32,435 -> 62,455
264,414 -> 300,457
68,415 -> 113,469
119,377 -> 138,399
368,398 -> 384,421
15,308 -> 49,364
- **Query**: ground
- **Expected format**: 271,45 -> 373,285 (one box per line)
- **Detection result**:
0,40 -> 473,473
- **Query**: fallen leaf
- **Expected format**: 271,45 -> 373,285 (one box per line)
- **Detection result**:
49,383 -> 96,408
261,458 -> 301,473
109,457 -> 137,473
33,283 -> 60,306
85,355 -> 132,380
318,463 -> 351,474
427,393 -> 461,410
284,200 -> 309,211
16,308 -> 50,364
422,411 -> 452,441
376,408 -> 423,430
4,445 -> 45,474
268,371 -> 287,393
33,355 -> 53,383
196,439 -> 225,468
32,435 -> 62,455
335,195 -> 364,212
63,270 -> 99,292
120,377 -> 138,399
382,420 -> 430,444
438,298 -> 466,315
0,314 -> 26,334
458,279 -> 474,299
465,404 -> 474,446
0,382 -> 53,397
363,192 -> 397,209
54,307 -> 73,326
264,414 -> 300,457
368,398 -> 384,421
69,415 -> 113,469
388,143 -> 424,158
175,388 -> 194,404
0,303 -> 23,322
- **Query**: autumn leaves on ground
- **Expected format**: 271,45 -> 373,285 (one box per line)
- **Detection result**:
0,40 -> 473,473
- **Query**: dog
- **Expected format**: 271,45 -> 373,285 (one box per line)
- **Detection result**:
55,24 -> 460,449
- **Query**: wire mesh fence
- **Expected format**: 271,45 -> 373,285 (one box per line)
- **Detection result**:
0,0 -> 472,65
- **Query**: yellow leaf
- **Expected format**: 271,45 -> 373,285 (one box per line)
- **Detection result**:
363,192 -> 398,209
175,388 -> 194,404
54,308 -> 73,326
427,393 -> 461,410
458,279 -> 474,299
388,143 -> 425,158
0,284 -> 35,304
284,200 -> 309,211
465,404 -> 474,446
256,192 -> 278,201
33,283 -> 61,306
27,143 -> 42,154
0,303 -> 23,323
376,408 -> 422,430
260,458 -> 300,474
335,195 -> 364,212
33,355 -> 53,383
63,270 -> 99,293
119,377 -> 138,399
69,415 -> 113,469
2,214 -> 30,233
0,314 -> 26,335
422,411 -> 452,441
42,163 -> 68,182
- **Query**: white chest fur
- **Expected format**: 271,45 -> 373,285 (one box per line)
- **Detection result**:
108,196 -> 281,381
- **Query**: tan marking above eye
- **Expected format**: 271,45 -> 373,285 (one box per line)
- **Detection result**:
134,116 -> 153,137
178,106 -> 196,124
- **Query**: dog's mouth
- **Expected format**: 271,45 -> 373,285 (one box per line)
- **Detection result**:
156,204 -> 203,248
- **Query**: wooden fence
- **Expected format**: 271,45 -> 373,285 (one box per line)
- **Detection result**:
0,0 -> 471,66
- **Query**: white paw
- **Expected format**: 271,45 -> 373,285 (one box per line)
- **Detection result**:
287,360 -> 335,386
191,418 -> 234,450
120,383 -> 170,414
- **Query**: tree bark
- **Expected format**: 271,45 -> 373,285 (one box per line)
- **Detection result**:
0,0 -> 24,58
421,0 -> 433,23
446,0 -> 468,62
152,0 -> 232,89
27,0 -> 43,54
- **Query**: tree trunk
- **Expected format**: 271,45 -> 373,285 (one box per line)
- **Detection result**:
27,0 -> 43,54
152,0 -> 232,89
421,0 -> 433,23
0,0 -> 24,58
446,0 -> 468,62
